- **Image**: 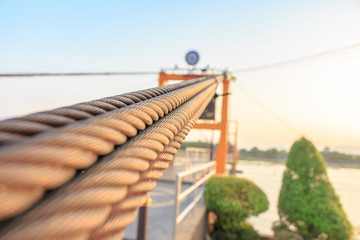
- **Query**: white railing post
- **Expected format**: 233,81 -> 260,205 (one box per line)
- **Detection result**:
173,174 -> 181,240
172,161 -> 215,240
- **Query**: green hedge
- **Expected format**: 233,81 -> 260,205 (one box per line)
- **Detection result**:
205,176 -> 269,239
278,137 -> 353,240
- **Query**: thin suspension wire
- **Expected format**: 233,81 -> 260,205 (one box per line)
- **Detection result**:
233,81 -> 300,136
233,42 -> 360,73
0,71 -> 159,77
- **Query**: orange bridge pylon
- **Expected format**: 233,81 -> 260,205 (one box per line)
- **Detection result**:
158,71 -> 234,174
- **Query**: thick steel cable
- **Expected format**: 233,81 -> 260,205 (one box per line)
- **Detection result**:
0,75 -> 223,238
0,77 -> 208,146
0,77 -> 219,240
1,86 -> 215,239
0,77 -> 217,222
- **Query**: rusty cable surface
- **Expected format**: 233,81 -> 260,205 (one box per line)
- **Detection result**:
0,75 -> 223,240
0,78 -> 207,146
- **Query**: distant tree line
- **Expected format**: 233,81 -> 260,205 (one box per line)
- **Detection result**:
239,147 -> 288,160
180,141 -> 360,163
322,147 -> 360,162
239,146 -> 360,163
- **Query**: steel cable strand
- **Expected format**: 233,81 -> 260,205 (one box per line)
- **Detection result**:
0,78 -> 204,145
0,82 -> 218,240
88,85 -> 217,240
0,79 -> 218,232
0,78 -> 217,222
0,77 -> 214,146
0,78 -> 219,222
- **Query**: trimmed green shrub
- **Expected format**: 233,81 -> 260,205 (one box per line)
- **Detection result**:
205,176 -> 269,239
278,137 -> 353,240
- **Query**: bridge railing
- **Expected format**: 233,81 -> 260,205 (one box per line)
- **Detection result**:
185,147 -> 211,161
172,161 -> 216,240
172,147 -> 211,167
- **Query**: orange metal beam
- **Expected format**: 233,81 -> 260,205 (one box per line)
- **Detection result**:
194,123 -> 221,130
214,77 -> 229,173
158,71 -> 231,174
158,72 -> 218,86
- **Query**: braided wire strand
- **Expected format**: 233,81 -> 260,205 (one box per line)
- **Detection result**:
0,77 -> 219,222
0,77 -> 209,146
0,76 -> 223,219
0,76 -> 220,240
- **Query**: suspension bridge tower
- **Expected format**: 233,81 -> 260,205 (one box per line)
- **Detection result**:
158,51 -> 235,174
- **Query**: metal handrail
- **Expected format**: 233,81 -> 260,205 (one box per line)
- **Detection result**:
185,147 -> 210,162
172,161 -> 216,240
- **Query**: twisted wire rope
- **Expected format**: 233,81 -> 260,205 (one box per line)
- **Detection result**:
0,74 -> 223,239
1,83 -> 216,240
0,76 -> 218,222
0,78 -> 206,146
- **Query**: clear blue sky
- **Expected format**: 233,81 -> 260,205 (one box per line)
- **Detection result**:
1,0 -> 360,154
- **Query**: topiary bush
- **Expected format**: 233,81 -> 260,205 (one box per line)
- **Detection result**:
278,137 -> 353,240
205,176 -> 269,239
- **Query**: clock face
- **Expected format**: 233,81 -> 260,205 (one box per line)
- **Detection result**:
185,51 -> 200,65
